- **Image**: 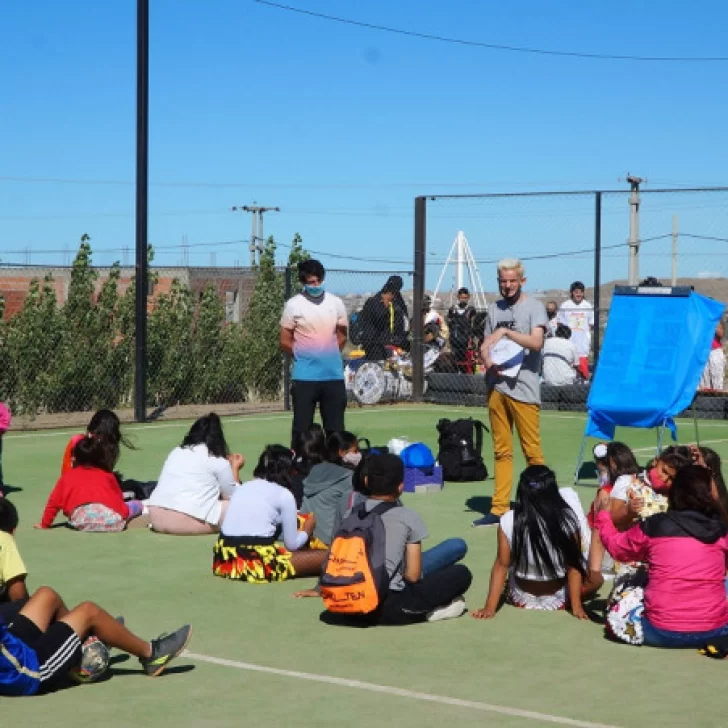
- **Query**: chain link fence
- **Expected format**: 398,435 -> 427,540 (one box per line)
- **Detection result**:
2,187 -> 728,427
0,259 -> 414,427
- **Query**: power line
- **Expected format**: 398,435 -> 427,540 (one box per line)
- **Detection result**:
252,0 -> 728,63
0,175 -> 631,190
682,233 -> 728,243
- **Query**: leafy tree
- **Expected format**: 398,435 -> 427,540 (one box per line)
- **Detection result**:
4,275 -> 64,415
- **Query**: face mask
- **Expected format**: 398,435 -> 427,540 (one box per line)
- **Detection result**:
304,284 -> 325,298
598,470 -> 610,487
342,451 -> 362,468
648,466 -> 669,492
458,301 -> 468,309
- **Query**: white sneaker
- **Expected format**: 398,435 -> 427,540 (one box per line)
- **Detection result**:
426,596 -> 467,622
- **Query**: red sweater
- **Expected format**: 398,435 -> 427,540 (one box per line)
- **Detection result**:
40,466 -> 129,528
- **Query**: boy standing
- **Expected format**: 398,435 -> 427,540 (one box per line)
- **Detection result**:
364,454 -> 472,625
557,281 -> 594,380
474,259 -> 548,527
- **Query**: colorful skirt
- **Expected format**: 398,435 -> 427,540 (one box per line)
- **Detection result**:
213,535 -> 296,584
68,504 -> 126,533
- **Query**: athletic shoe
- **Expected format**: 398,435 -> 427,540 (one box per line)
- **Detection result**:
471,513 -> 500,528
426,597 -> 467,622
140,625 -> 192,677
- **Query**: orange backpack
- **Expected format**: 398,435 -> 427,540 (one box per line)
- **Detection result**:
320,502 -> 398,615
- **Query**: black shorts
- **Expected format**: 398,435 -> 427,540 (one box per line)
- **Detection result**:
9,615 -> 82,689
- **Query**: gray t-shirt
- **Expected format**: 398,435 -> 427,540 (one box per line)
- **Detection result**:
484,295 -> 548,404
364,498 -> 428,592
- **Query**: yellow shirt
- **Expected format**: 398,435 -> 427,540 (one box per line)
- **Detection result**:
0,531 -> 27,596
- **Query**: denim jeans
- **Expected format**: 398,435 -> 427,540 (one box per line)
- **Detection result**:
642,616 -> 728,648
421,538 -> 468,577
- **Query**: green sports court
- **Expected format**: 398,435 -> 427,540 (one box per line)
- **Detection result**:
2,404 -> 727,727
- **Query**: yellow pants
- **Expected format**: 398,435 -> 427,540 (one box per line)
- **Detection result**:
487,389 -> 545,516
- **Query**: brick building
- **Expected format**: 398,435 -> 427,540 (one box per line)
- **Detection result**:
0,266 -> 258,322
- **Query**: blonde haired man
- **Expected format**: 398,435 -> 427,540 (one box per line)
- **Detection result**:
473,259 -> 548,527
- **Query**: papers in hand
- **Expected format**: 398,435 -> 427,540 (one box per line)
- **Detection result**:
490,338 -> 524,378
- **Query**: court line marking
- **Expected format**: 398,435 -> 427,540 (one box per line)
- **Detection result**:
183,650 -> 619,728
632,437 -> 728,454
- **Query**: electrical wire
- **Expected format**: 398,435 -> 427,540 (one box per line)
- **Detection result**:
252,0 -> 728,63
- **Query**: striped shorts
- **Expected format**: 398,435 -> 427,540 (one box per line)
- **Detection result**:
8,614 -> 82,690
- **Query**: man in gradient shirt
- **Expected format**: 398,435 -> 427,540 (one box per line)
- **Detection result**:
280,259 -> 349,448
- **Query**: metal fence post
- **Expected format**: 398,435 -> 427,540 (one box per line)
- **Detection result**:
283,266 -> 293,411
593,191 -> 602,364
134,0 -> 149,423
412,196 -> 427,401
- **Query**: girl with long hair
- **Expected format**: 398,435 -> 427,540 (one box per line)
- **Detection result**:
60,409 -> 134,476
596,465 -> 728,648
148,414 -> 244,535
37,437 -> 143,532
472,465 -> 596,619
213,445 -> 327,583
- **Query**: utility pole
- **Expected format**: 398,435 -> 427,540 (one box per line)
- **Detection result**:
627,174 -> 643,285
671,215 -> 678,286
232,205 -> 280,266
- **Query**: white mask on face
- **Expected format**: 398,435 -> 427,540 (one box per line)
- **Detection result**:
342,451 -> 362,468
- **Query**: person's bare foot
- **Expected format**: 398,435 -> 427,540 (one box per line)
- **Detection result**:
292,589 -> 320,599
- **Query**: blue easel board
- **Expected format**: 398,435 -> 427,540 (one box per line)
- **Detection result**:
586,290 -> 724,440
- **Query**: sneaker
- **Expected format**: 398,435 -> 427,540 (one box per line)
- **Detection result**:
426,597 -> 467,622
471,513 -> 500,528
140,625 -> 191,677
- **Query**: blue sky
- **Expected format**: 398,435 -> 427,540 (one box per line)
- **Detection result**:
1,0 -> 727,292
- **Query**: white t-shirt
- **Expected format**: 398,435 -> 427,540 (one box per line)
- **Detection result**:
610,472 -> 651,502
280,292 -> 348,381
220,478 -> 309,551
557,300 -> 594,357
149,444 -> 238,525
499,487 -> 591,581
542,337 -> 579,386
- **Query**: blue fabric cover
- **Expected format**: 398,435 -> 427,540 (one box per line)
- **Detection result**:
586,291 -> 725,440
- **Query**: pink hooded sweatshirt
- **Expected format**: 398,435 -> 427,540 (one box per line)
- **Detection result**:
597,509 -> 728,632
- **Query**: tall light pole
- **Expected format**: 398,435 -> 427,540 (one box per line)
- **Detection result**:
134,0 -> 149,423
627,174 -> 643,285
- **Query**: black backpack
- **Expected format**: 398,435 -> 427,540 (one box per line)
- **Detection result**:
349,310 -> 364,345
436,418 -> 489,482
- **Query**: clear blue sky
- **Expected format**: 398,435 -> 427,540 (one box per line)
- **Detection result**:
1,0 -> 727,292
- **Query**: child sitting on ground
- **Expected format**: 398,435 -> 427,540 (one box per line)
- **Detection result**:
695,446 -> 728,522
596,465 -> 728,648
586,443 -> 615,581
472,465 -> 597,620
37,437 -> 143,532
300,432 -> 359,547
0,585 -> 190,695
346,453 -> 471,625
213,445 -> 327,583
0,500 -> 28,604
148,413 -> 244,535
607,442 -> 679,529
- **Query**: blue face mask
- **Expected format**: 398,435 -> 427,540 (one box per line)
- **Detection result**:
304,284 -> 325,298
